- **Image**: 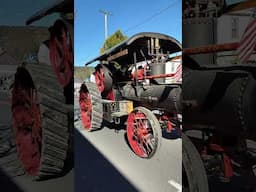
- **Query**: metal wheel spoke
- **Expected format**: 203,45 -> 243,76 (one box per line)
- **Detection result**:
127,107 -> 161,158
79,82 -> 103,131
12,84 -> 42,176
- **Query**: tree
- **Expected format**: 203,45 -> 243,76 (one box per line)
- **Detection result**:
100,30 -> 128,54
74,67 -> 94,81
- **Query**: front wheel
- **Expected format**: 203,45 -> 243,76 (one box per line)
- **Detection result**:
182,133 -> 209,192
126,107 -> 162,158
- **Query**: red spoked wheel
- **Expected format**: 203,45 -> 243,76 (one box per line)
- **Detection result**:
11,65 -> 71,180
127,107 -> 161,158
79,82 -> 103,131
12,69 -> 42,176
94,67 -> 105,93
94,64 -> 115,101
79,85 -> 92,129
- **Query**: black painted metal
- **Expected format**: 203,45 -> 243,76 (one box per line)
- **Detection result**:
183,68 -> 256,139
121,84 -> 182,114
85,32 -> 181,66
26,0 -> 73,25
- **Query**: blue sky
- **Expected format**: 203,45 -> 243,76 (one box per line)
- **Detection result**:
75,0 -> 182,66
0,0 -> 59,26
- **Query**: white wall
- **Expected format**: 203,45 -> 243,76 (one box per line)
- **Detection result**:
217,14 -> 253,65
217,15 -> 251,43
165,57 -> 182,83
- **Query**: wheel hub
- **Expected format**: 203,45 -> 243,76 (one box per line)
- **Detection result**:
127,109 -> 158,158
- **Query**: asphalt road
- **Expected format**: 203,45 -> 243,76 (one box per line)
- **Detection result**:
0,169 -> 74,192
0,91 -> 74,192
75,128 -> 182,192
12,171 -> 74,192
75,98 -> 182,192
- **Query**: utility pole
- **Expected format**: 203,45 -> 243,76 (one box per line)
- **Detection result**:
99,10 -> 112,40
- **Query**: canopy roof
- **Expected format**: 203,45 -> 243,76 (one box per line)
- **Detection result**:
224,0 -> 256,13
85,32 -> 181,66
26,0 -> 73,25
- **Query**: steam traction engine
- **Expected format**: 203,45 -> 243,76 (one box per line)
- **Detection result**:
75,32 -> 182,158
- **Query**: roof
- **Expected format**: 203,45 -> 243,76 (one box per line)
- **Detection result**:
85,32 -> 182,66
26,0 -> 73,25
223,0 -> 256,14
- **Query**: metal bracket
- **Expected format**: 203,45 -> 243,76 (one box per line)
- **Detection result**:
252,8 -> 256,18
113,117 -> 120,125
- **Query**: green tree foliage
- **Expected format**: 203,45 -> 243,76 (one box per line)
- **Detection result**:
74,67 -> 94,81
100,30 -> 128,54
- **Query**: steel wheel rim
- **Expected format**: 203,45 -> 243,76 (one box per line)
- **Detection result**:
182,164 -> 190,192
79,84 -> 92,130
12,71 -> 42,176
95,68 -> 104,93
127,109 -> 157,158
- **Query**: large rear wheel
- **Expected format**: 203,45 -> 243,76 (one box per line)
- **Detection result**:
77,82 -> 103,131
12,64 -> 72,180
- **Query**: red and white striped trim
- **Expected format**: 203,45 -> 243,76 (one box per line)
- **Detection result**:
237,18 -> 256,63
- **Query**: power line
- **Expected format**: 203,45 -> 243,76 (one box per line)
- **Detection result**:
124,0 -> 179,33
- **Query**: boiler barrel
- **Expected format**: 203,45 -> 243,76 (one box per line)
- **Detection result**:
121,84 -> 182,113
183,69 -> 256,138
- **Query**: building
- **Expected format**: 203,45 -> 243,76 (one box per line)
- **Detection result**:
74,78 -> 83,96
0,47 -> 19,91
216,9 -> 255,65
183,0 -> 255,65
165,55 -> 182,83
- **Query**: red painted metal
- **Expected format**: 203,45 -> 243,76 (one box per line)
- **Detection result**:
209,144 -> 225,153
138,73 -> 175,80
79,88 -> 92,130
159,115 -> 173,133
105,89 -> 115,101
94,66 -> 115,101
132,68 -> 145,80
127,110 -> 156,158
12,87 -> 42,176
183,42 -> 256,55
208,143 -> 233,179
94,68 -> 105,93
223,154 -> 234,179
49,31 -> 73,88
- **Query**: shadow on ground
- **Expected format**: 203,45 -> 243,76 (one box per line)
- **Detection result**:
208,176 -> 256,192
0,168 -> 24,192
75,129 -> 138,192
